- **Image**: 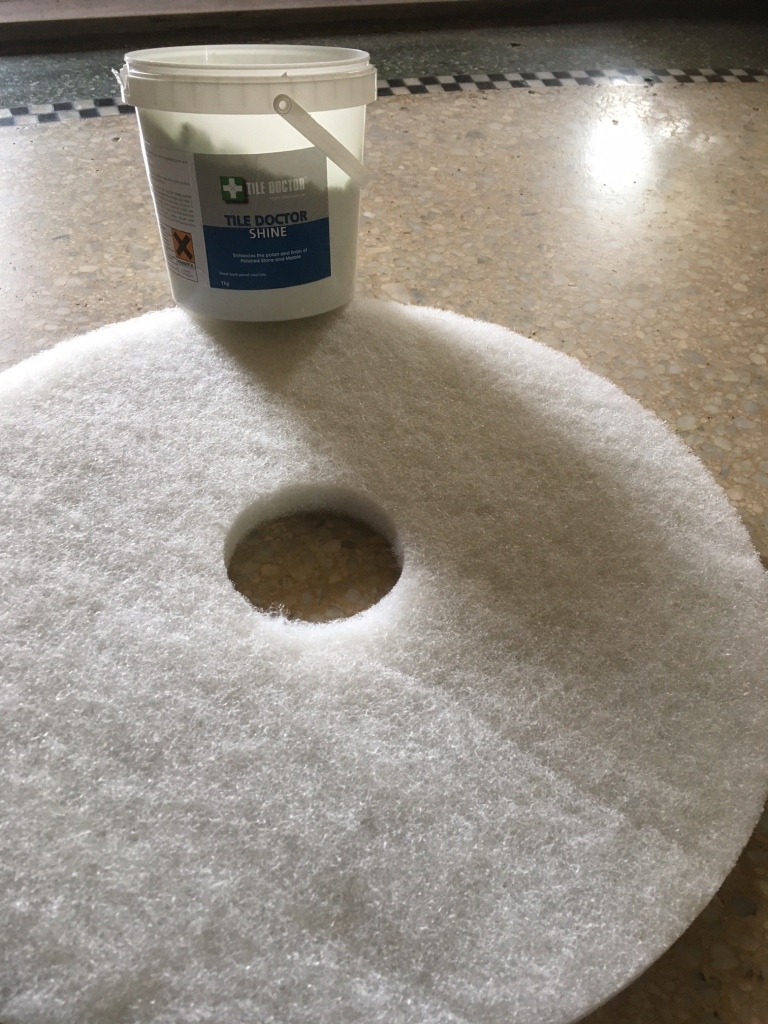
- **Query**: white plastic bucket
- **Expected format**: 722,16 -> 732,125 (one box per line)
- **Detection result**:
119,45 -> 377,321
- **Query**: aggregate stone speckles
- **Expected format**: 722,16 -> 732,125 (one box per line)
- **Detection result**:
227,512 -> 401,623
1,86 -> 767,1022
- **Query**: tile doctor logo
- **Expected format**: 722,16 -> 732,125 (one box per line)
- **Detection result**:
220,176 -> 247,203
219,174 -> 307,203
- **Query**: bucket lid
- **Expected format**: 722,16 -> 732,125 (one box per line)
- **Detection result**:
120,44 -> 377,115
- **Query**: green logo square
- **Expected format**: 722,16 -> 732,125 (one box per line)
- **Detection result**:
220,176 -> 247,203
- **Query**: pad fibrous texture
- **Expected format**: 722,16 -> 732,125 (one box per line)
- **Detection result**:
1,299 -> 767,1024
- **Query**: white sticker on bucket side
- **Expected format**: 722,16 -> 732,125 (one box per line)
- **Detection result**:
144,145 -> 201,284
194,149 -> 330,292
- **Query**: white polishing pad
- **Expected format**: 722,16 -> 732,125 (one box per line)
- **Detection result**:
1,299 -> 767,1024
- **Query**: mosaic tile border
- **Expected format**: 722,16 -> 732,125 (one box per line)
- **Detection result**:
378,67 -> 768,96
1,68 -> 766,127
0,96 -> 136,127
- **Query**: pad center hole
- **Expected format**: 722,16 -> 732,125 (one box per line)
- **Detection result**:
228,512 -> 401,623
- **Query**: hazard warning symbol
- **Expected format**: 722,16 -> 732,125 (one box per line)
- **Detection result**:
172,228 -> 195,264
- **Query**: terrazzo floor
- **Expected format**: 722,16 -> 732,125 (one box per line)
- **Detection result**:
1,36 -> 768,1024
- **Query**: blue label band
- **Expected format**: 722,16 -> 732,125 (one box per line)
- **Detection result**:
203,220 -> 332,291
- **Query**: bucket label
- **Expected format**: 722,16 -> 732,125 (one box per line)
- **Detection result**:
194,149 -> 330,291
143,145 -> 201,284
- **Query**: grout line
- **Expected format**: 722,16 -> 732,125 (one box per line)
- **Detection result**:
1,68 -> 766,126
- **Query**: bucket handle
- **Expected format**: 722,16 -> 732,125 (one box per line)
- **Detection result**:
273,94 -> 372,190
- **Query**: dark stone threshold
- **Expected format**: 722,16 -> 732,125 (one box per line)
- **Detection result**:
1,0 -> 766,56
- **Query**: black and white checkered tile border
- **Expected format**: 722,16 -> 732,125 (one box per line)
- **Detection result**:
0,96 -> 136,127
377,66 -> 768,96
2,68 -> 766,127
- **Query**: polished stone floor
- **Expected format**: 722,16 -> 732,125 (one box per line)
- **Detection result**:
1,20 -> 767,1024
